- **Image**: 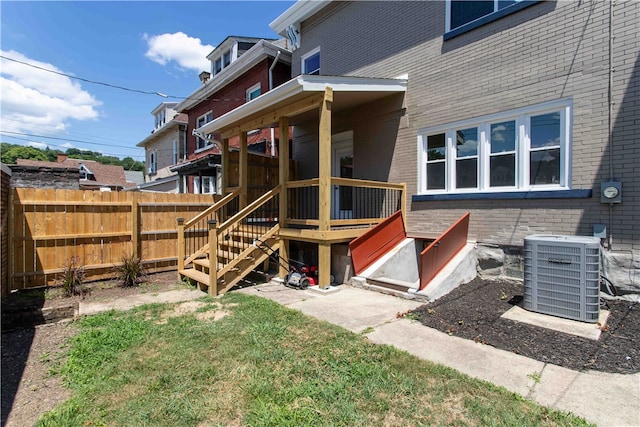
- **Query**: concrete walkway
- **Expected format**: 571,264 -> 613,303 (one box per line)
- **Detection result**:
77,283 -> 640,426
238,283 -> 640,427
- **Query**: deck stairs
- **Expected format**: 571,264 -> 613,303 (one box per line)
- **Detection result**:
178,186 -> 281,295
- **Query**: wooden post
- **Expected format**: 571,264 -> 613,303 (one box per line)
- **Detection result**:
318,87 -> 333,289
318,87 -> 333,232
239,132 -> 248,208
208,219 -> 218,296
7,189 -> 14,293
318,243 -> 331,290
221,138 -> 229,194
176,218 -> 185,272
131,192 -> 139,259
278,117 -> 290,278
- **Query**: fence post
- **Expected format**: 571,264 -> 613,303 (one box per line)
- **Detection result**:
131,192 -> 139,259
208,220 -> 218,296
176,218 -> 185,271
401,183 -> 407,225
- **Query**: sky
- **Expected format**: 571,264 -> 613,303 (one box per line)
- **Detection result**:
0,0 -> 295,162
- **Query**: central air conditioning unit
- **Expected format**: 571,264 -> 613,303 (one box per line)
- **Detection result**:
523,235 -> 601,323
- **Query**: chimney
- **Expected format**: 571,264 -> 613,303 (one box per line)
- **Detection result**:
57,154 -> 68,163
199,71 -> 211,84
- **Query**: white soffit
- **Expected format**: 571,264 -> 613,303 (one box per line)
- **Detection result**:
197,75 -> 407,135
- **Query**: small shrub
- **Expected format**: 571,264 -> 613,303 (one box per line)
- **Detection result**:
59,256 -> 86,297
114,254 -> 146,287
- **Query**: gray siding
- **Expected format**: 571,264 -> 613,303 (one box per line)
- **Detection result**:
293,0 -> 639,251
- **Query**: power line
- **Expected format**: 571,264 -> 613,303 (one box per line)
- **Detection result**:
0,130 -> 142,151
1,54 -> 252,103
1,134 -> 141,159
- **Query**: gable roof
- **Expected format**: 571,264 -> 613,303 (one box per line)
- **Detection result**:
16,158 -> 132,189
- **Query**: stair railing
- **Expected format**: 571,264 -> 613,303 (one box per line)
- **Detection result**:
213,185 -> 281,274
177,188 -> 241,270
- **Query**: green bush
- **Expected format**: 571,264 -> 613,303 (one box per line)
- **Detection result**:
58,256 -> 86,297
114,254 -> 146,287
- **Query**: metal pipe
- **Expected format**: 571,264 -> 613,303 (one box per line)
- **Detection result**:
607,0 -> 615,250
269,50 -> 282,91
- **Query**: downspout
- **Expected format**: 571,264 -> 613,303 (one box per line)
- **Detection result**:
269,50 -> 282,156
607,0 -> 615,250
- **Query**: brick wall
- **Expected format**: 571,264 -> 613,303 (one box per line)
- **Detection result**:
293,0 -> 639,251
1,165 -> 10,296
9,165 -> 79,190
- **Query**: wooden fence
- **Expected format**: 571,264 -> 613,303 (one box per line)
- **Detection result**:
8,188 -> 218,291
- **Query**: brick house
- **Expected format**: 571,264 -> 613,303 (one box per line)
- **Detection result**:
13,155 -> 136,191
172,36 -> 292,194
187,1 -> 638,293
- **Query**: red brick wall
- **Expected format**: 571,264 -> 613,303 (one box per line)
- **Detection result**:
185,59 -> 273,161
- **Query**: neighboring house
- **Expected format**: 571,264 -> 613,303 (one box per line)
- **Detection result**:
14,155 -> 136,191
132,102 -> 187,193
184,0 -> 638,293
172,36 -> 292,194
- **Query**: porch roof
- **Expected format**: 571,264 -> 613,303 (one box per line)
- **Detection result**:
196,75 -> 407,137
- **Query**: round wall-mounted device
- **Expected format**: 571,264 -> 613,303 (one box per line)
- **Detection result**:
602,185 -> 619,199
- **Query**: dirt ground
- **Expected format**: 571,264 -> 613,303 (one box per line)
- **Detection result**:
2,272 -> 639,426
1,271 -> 183,427
411,277 -> 640,375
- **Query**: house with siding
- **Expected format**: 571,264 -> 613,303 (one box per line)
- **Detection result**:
182,0 -> 638,296
132,102 -> 187,193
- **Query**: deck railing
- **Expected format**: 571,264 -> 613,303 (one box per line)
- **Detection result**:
177,188 -> 240,269
285,178 -> 405,228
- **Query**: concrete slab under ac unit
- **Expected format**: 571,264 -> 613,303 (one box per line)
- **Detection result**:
501,305 -> 610,340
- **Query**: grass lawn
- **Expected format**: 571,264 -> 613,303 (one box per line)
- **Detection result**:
38,293 -> 590,426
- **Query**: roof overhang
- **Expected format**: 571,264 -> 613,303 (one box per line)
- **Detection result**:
136,119 -> 187,147
175,40 -> 292,113
270,1 -> 332,36
196,75 -> 407,137
170,153 -> 221,175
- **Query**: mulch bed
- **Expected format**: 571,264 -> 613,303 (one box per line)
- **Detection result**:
411,277 -> 639,374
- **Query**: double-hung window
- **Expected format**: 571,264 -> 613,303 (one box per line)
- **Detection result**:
418,99 -> 571,195
195,111 -> 214,151
301,47 -> 320,75
148,151 -> 157,174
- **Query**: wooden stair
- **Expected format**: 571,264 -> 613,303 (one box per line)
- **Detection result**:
179,225 -> 279,295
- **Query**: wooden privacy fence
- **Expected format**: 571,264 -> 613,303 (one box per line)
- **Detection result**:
8,188 -> 219,291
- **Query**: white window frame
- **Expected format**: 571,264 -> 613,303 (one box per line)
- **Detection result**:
172,139 -> 178,164
195,111 -> 214,151
194,176 -> 216,194
301,47 -> 320,75
417,99 -> 572,195
246,83 -> 261,102
148,150 -> 157,174
446,0 -> 525,32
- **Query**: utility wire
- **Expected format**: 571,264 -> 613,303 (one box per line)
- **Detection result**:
1,54 -> 252,103
1,130 -> 141,150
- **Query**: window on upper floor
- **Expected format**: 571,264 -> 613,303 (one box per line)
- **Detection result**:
418,99 -> 571,195
194,176 -> 216,194
301,47 -> 320,75
172,140 -> 178,164
154,110 -> 166,130
214,58 -> 222,74
246,83 -> 261,102
446,0 -> 537,37
195,111 -> 214,151
223,50 -> 231,67
148,151 -> 157,174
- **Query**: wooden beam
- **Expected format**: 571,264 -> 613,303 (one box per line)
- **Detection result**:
176,218 -> 185,271
239,132 -> 248,208
318,243 -> 331,289
278,227 -> 367,244
318,87 -> 333,232
278,116 -> 290,278
221,138 -> 229,194
221,92 -> 325,139
131,192 -> 139,259
208,220 -> 218,296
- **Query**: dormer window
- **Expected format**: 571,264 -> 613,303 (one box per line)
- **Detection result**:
214,58 -> 222,74
223,50 -> 231,67
79,164 -> 95,181
154,109 -> 166,130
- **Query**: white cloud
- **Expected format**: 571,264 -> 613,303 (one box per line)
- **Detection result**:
0,50 -> 101,136
143,32 -> 213,73
27,141 -> 49,149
